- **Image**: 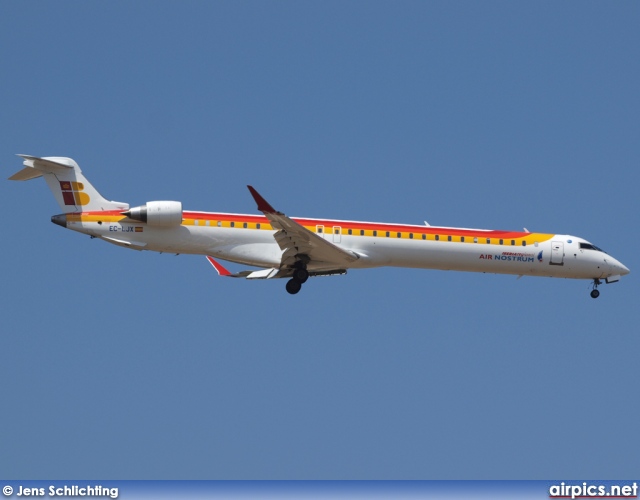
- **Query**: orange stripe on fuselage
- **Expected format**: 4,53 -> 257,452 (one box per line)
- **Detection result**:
69,210 -> 552,243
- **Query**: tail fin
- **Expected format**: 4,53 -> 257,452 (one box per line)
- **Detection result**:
9,155 -> 129,213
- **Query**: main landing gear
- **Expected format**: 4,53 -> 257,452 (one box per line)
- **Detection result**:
590,279 -> 601,299
285,262 -> 309,295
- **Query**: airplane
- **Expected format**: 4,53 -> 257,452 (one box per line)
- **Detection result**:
9,155 -> 630,298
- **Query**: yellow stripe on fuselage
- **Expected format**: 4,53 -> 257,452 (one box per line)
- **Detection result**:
71,212 -> 554,247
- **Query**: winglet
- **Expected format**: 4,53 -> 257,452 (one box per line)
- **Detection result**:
247,185 -> 279,214
206,256 -> 232,276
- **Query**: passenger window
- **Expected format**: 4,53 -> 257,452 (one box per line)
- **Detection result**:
473,237 -> 478,243
230,221 -> 235,228
386,231 -> 390,237
522,241 -> 527,247
397,232 -> 401,238
461,236 -> 465,242
422,234 -> 426,240
360,230 -> 365,236
499,239 -> 503,245
335,228 -> 339,234
348,229 -> 352,235
256,223 -> 261,229
217,221 -> 221,227
318,227 -> 323,233
447,235 -> 452,242
409,233 -> 413,239
435,235 -> 439,241
511,240 -> 515,246
373,230 -> 377,237
486,238 -> 490,244
243,222 -> 247,228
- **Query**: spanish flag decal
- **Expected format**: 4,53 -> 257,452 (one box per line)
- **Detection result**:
135,227 -> 143,232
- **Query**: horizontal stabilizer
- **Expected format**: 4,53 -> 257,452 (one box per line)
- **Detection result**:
10,154 -> 129,213
9,155 -> 75,180
9,167 -> 44,181
18,154 -> 75,170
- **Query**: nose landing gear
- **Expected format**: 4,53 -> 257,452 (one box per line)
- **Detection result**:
590,279 -> 601,299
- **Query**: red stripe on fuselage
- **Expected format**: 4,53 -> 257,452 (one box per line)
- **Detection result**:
182,212 -> 531,238
77,210 -> 533,239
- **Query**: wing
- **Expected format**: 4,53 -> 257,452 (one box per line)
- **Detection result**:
206,256 -> 281,279
247,186 -> 360,270
205,256 -> 347,280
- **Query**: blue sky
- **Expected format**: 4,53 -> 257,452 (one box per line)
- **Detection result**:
1,2 -> 638,479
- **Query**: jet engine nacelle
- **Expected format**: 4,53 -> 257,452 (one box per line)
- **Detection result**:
123,201 -> 183,227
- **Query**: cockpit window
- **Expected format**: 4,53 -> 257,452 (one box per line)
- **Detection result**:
580,243 -> 606,253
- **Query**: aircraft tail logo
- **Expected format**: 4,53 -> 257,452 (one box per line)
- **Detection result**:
59,180 -> 91,206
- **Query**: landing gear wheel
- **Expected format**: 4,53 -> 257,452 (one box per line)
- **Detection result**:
286,278 -> 302,295
590,289 -> 600,299
293,268 -> 309,283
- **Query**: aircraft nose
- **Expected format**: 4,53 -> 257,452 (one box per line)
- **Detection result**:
619,262 -> 630,276
610,257 -> 630,276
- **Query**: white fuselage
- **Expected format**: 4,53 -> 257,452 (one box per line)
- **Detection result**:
63,210 -> 629,282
